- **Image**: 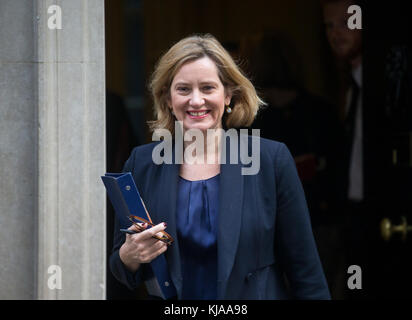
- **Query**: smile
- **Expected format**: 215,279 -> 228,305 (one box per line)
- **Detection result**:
187,110 -> 210,118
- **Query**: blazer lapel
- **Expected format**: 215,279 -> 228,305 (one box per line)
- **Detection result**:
148,143 -> 183,299
159,161 -> 183,299
217,140 -> 244,299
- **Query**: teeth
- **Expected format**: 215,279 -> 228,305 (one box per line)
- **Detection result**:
189,111 -> 207,116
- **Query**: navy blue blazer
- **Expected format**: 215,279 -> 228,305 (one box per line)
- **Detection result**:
109,135 -> 331,300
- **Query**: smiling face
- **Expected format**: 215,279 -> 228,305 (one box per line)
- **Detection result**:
168,56 -> 232,133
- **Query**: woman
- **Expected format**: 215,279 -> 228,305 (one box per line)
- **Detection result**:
109,34 -> 330,300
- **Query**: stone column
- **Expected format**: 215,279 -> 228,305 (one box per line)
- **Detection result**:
0,0 -> 106,299
0,0 -> 37,300
36,0 -> 106,299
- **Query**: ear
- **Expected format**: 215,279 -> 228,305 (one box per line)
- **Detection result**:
164,86 -> 172,108
166,98 -> 175,116
225,90 -> 232,106
166,94 -> 172,110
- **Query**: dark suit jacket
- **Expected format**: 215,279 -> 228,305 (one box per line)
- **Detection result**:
109,135 -> 331,300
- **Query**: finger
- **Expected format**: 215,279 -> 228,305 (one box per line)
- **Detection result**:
128,222 -> 147,230
128,223 -> 147,233
136,241 -> 166,264
133,235 -> 158,248
123,224 -> 144,244
139,222 -> 166,240
146,242 -> 168,262
153,230 -> 168,239
145,238 -> 167,253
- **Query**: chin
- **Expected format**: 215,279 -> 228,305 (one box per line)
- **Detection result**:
334,49 -> 351,60
183,123 -> 208,131
184,121 -> 220,132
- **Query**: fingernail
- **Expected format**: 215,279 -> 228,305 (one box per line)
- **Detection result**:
163,222 -> 167,227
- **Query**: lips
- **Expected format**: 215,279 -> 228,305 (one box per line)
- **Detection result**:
187,110 -> 210,119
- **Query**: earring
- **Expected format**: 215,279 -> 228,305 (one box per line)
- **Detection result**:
226,106 -> 232,114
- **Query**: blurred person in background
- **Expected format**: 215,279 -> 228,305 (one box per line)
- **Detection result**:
322,0 -> 366,299
250,31 -> 344,299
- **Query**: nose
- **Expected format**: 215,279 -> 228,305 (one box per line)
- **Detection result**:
189,89 -> 204,107
326,21 -> 344,39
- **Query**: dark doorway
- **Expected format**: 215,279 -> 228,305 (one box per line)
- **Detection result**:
363,1 -> 412,299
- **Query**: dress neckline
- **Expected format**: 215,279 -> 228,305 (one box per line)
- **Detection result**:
179,173 -> 220,182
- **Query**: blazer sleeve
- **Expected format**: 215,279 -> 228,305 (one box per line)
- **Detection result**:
108,148 -> 150,291
274,143 -> 331,300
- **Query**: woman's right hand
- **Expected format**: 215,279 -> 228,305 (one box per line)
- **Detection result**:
119,222 -> 168,273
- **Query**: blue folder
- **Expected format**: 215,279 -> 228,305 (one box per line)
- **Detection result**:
101,172 -> 177,299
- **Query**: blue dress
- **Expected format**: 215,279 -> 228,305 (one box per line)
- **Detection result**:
176,174 -> 220,300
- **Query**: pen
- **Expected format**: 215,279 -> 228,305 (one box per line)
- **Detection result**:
119,228 -> 138,235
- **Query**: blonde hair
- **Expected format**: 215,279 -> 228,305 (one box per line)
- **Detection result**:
148,34 -> 265,134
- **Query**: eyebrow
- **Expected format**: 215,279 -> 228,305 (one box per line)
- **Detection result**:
200,81 -> 219,86
173,80 -> 219,87
173,82 -> 189,87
